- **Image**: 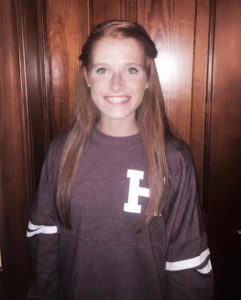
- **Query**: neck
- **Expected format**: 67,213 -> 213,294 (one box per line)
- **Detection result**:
97,119 -> 140,137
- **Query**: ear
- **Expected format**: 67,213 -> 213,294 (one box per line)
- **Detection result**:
83,67 -> 90,87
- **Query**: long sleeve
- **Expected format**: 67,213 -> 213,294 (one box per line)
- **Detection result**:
164,141 -> 213,300
26,136 -> 63,299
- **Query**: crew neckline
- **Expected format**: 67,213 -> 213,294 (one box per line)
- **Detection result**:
91,126 -> 142,147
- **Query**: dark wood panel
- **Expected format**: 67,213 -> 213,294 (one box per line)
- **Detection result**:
207,0 -> 241,298
91,0 -> 122,27
46,0 -> 89,135
0,148 -> 6,300
37,0 -> 52,149
21,0 -> 49,187
190,0 -> 210,201
0,0 -> 33,298
137,0 -> 196,144
1,1 -> 240,299
121,0 -> 137,21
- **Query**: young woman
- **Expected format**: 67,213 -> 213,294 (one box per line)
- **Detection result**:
27,20 -> 213,299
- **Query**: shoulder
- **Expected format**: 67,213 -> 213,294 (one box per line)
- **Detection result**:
165,136 -> 194,174
164,137 -> 200,222
47,131 -> 67,159
43,131 -> 68,175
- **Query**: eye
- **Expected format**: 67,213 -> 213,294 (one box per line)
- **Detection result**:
96,67 -> 107,74
127,67 -> 138,74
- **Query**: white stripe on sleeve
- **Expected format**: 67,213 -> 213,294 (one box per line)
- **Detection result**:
165,248 -> 210,271
26,221 -> 58,237
197,259 -> 212,274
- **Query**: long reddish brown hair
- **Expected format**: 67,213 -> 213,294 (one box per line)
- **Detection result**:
56,20 -> 172,228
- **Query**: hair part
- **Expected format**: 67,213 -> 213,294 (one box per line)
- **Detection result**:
55,20 -> 172,229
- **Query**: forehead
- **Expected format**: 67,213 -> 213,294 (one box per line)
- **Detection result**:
91,37 -> 146,65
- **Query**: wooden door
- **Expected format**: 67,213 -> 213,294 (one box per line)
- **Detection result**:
0,0 -> 240,299
206,1 -> 241,298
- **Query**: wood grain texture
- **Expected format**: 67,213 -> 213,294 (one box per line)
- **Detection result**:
37,0 -> 52,153
20,0 -> 49,187
202,0 -> 216,212
137,0 -> 196,144
91,0 -> 122,27
0,140 -> 5,299
46,0 -> 89,135
0,0 -> 33,298
121,0 -> 137,21
190,0 -> 210,202
207,0 -> 241,298
1,1 -> 241,299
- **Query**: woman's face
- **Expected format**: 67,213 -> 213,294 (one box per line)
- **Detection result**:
84,36 -> 148,135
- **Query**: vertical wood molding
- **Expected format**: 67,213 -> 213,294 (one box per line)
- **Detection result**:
88,0 -> 94,30
0,0 -> 7,289
0,0 -> 34,298
14,0 -> 34,199
190,0 -> 210,202
0,1 -> 240,299
0,145 -> 5,296
37,0 -> 51,152
202,0 -> 216,212
121,0 -> 137,21
20,0 -> 49,187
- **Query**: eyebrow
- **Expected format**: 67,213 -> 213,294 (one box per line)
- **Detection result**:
90,63 -> 144,68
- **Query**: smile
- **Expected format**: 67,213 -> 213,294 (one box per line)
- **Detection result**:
104,96 -> 130,104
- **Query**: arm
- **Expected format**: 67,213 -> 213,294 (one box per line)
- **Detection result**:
27,137 -> 63,299
165,142 -> 213,300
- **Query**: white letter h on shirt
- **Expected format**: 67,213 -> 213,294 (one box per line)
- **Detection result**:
124,169 -> 150,214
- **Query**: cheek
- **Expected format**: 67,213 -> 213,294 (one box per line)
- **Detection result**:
130,75 -> 147,90
132,81 -> 146,96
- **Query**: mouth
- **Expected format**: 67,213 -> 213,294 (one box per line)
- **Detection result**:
104,96 -> 130,104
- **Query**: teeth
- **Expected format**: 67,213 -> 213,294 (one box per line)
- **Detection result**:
105,96 -> 129,104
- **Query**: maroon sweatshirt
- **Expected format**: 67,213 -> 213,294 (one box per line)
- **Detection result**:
27,128 -> 213,299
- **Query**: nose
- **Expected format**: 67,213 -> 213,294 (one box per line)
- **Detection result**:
110,72 -> 123,92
